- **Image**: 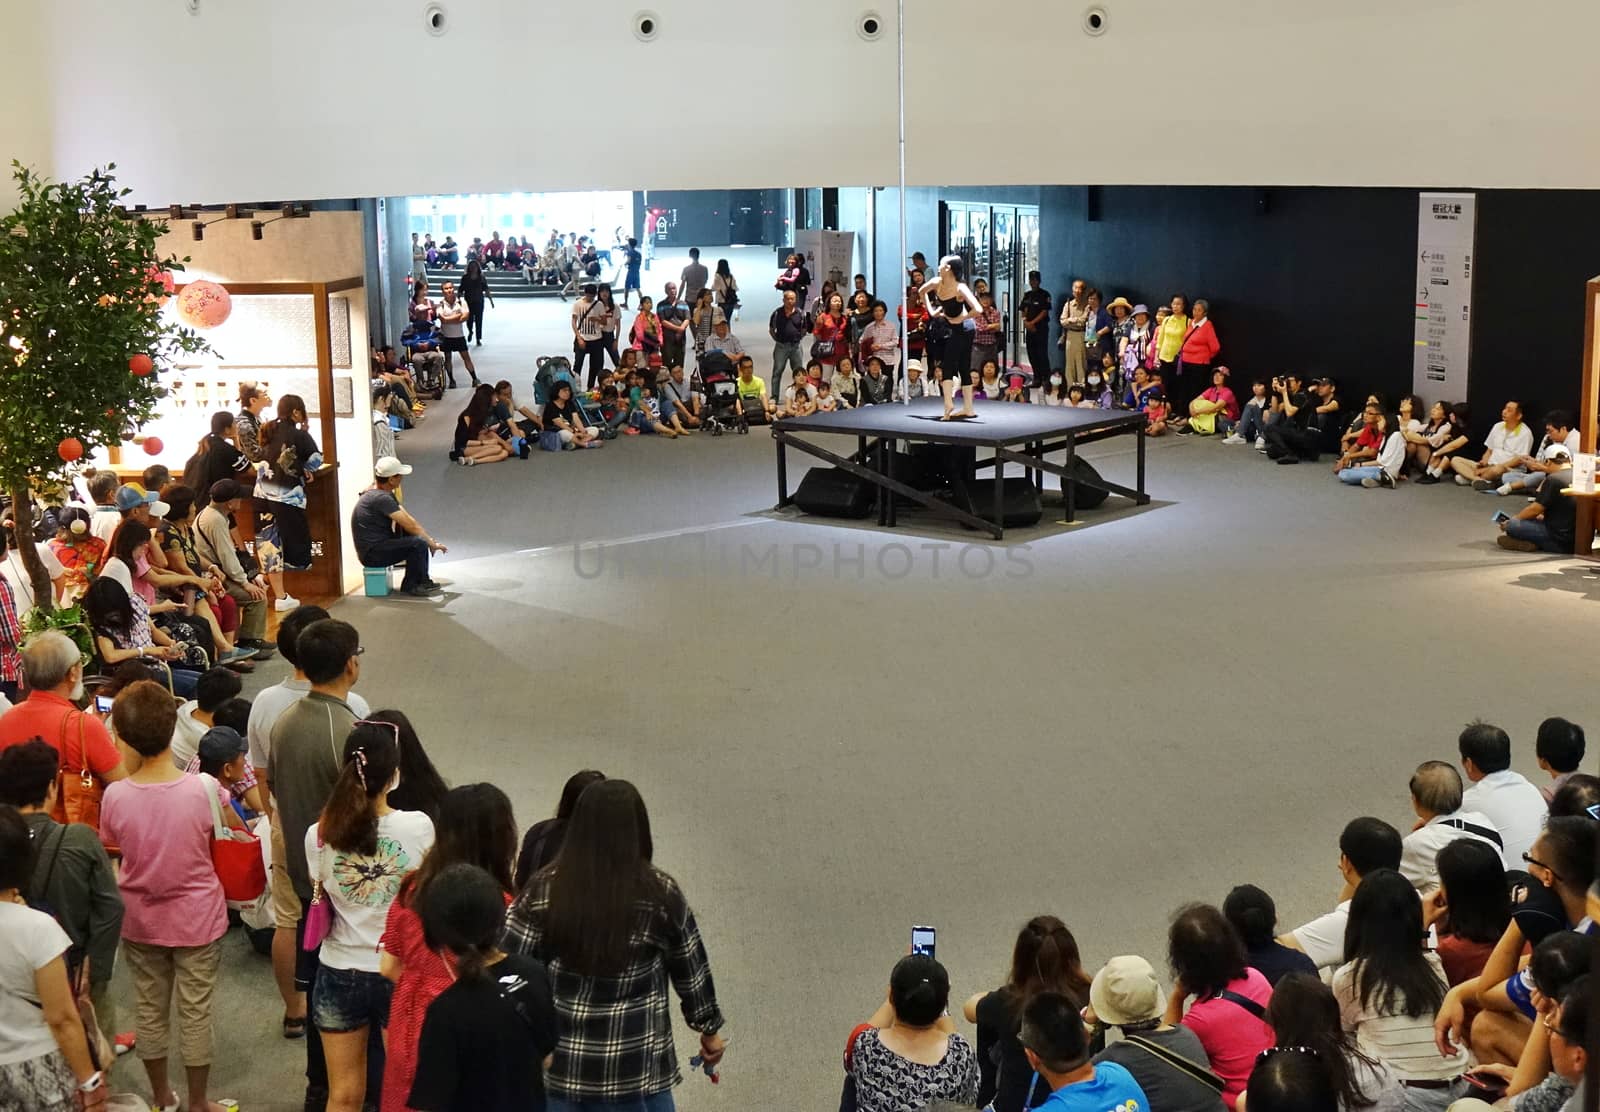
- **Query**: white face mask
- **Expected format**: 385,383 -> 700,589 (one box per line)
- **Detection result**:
1049,374 -> 1063,387
1087,375 -> 1101,386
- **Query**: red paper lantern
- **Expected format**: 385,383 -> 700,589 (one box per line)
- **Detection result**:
175,280 -> 232,329
142,436 -> 164,456
145,267 -> 176,307
129,353 -> 154,376
57,437 -> 84,462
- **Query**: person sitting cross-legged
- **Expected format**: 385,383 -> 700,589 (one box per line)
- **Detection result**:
1277,816 -> 1402,972
350,457 -> 446,597
1496,473 -> 1581,555
1452,399 -> 1534,487
1488,409 -> 1579,497
659,365 -> 703,429
1021,990 -> 1152,1112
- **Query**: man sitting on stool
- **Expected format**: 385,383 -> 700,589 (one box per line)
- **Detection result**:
351,457 -> 445,597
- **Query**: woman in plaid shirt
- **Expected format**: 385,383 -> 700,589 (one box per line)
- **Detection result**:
502,779 -> 726,1110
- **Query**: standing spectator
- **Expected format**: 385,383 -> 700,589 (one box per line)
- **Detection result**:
1330,869 -> 1468,1109
1017,991 -> 1150,1112
571,284 -> 607,389
1155,295 -> 1189,382
971,289 -> 1004,372
859,300 -> 900,375
367,710 -> 447,823
657,282 -> 689,375
1058,279 -> 1091,382
712,257 -> 739,321
678,247 -> 709,307
1085,955 -> 1227,1112
1398,761 -> 1502,895
434,282 -> 479,388
0,575 -> 18,705
194,479 -> 271,649
629,295 -> 664,373
458,260 -> 494,348
770,289 -> 811,398
1450,400 -> 1534,487
849,954 -> 979,1112
1221,885 -> 1317,987
1278,817 -> 1403,971
688,288 -> 722,363
0,804 -> 110,1111
1265,974 -> 1403,1112
1534,717 -> 1586,805
99,680 -> 230,1112
1421,838 -> 1510,987
255,395 -> 323,570
903,269 -> 929,367
1177,299 -> 1220,411
350,458 -> 446,597
307,721 -> 435,1112
620,238 -> 642,308
1458,721 -> 1547,869
379,784 -> 516,1112
775,251 -> 811,309
1020,271 -> 1053,379
1162,903 -> 1273,1109
811,292 -> 849,382
514,769 -> 605,890
0,740 -> 125,1046
963,915 -> 1091,1112
501,779 -> 727,1109
1083,289 -> 1111,367
594,284 -> 624,378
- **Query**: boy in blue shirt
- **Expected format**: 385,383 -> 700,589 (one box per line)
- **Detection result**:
1020,992 -> 1151,1112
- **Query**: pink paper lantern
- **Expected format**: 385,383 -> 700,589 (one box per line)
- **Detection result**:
176,280 -> 232,329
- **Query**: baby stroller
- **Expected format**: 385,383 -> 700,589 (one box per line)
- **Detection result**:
693,350 -> 746,436
535,355 -> 609,431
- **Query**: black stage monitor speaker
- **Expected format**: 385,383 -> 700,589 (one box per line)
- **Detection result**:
794,467 -> 875,519
947,477 -> 1043,528
1068,456 -> 1111,509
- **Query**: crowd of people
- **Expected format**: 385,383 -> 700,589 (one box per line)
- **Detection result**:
0,605 -> 1592,1112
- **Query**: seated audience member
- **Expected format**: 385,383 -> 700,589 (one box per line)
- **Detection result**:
1415,402 -> 1472,483
1123,366 -> 1159,411
0,740 -> 125,1042
100,679 -> 231,1112
815,379 -> 844,412
1264,375 -> 1341,464
351,457 -> 447,597
734,356 -> 776,422
539,381 -> 602,450
1259,974 -> 1402,1112
1223,885 -> 1316,986
1018,991 -> 1153,1112
1548,774 -> 1600,819
1398,760 -> 1502,894
193,479 -> 271,651
1222,380 -> 1273,447
1496,474 -> 1581,555
963,916 -> 1092,1112
1181,368 -> 1239,436
702,317 -> 746,364
1334,403 -> 1387,484
779,373 -> 817,418
1146,392 -> 1172,436
0,804 -> 111,1109
1435,818 -> 1598,1068
1534,717 -> 1586,805
171,665 -> 242,769
1163,903 -> 1273,1109
860,357 -> 894,405
514,769 -> 606,890
660,365 -> 703,428
492,379 -> 543,443
1244,1047 -> 1337,1112
451,382 -> 516,465
84,577 -> 202,699
1451,400 -> 1535,487
1278,817 -> 1402,971
0,631 -> 128,789
625,385 -> 681,438
406,863 -> 559,1112
833,356 -> 863,407
1331,868 -> 1468,1107
1002,373 -> 1029,403
193,726 -> 256,820
1459,720 -> 1547,869
902,359 -> 931,399
1422,838 -> 1511,987
1460,973 -> 1593,1112
1489,410 -> 1578,496
847,955 -> 979,1111
1404,401 -> 1450,479
1086,955 -> 1227,1112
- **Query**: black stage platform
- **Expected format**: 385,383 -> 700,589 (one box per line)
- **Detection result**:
772,398 -> 1150,539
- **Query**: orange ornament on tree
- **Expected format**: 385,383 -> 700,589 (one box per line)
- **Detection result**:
57,437 -> 84,462
145,267 -> 176,306
129,353 -> 154,376
142,436 -> 164,456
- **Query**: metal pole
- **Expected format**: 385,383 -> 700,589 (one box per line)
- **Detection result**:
897,0 -> 908,405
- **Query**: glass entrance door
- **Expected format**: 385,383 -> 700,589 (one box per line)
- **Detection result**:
941,200 -> 1040,368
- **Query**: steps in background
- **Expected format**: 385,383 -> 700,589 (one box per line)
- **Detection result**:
417,264 -> 630,299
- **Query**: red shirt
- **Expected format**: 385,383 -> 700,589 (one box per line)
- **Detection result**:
0,690 -> 122,777
1355,425 -> 1384,453
1181,318 -> 1220,365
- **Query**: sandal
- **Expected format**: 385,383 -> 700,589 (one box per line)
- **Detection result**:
283,1014 -> 307,1040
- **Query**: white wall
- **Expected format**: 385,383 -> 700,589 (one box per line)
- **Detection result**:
19,0 -> 1600,203
0,4 -> 52,209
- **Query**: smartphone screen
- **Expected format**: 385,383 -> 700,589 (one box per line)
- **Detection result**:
1491,510 -> 1510,524
910,925 -> 936,960
94,695 -> 114,714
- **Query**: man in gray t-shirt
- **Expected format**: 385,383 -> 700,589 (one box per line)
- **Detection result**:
679,247 -> 709,305
349,457 -> 446,596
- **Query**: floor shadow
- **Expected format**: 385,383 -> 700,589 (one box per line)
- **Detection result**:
1510,562 -> 1600,601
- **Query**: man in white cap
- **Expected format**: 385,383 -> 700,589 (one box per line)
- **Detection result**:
350,457 -> 445,597
1085,955 -> 1226,1111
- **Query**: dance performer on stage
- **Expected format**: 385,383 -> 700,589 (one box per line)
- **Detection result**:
919,256 -> 981,419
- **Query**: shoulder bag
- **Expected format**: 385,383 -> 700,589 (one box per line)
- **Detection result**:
56,711 -> 105,836
302,836 -> 336,951
200,773 -> 266,902
1123,1033 -> 1227,1093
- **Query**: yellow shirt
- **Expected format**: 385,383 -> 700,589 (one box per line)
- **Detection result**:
736,375 -> 766,399
1157,314 -> 1189,362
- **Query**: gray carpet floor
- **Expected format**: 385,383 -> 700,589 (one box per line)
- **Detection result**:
98,295 -> 1599,1110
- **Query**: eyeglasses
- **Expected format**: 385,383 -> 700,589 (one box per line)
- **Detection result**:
1522,852 -> 1563,882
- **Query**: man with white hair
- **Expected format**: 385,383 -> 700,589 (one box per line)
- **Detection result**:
0,632 -> 127,785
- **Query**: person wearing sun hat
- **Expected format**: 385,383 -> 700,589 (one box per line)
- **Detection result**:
350,457 -> 445,597
1123,304 -> 1155,385
1017,989 -> 1152,1111
1085,955 -> 1228,1111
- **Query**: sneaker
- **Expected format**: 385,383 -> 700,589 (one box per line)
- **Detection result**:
1361,473 -> 1395,489
1454,474 -> 1472,486
1276,456 -> 1300,465
114,1031 -> 137,1056
414,579 -> 445,593
1495,485 -> 1513,496
1472,478 -> 1496,491
238,639 -> 277,661
457,455 -> 476,467
1415,473 -> 1441,485
219,646 -> 258,664
1174,426 -> 1194,436
1221,434 -> 1245,445
1497,535 -> 1538,552
1254,436 -> 1266,450
1360,476 -> 1381,488
404,584 -> 443,597
275,594 -> 300,612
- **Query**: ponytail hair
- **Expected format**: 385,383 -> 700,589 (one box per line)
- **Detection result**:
418,863 -> 507,981
1007,914 -> 1092,1015
318,721 -> 401,855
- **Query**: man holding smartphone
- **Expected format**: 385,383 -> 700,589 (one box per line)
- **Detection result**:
1496,478 -> 1579,554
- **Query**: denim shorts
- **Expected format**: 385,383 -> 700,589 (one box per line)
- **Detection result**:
311,965 -> 392,1033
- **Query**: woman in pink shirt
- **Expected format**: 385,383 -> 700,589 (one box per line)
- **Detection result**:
1180,367 -> 1241,436
812,292 -> 849,381
1163,902 -> 1274,1109
99,680 -> 230,1112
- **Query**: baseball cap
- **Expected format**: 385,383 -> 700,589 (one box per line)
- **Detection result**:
209,478 -> 243,504
374,456 -> 413,479
113,484 -> 158,512
1546,444 -> 1572,462
1089,955 -> 1164,1027
197,726 -> 248,767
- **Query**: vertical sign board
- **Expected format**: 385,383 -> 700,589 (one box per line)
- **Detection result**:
1413,192 -> 1476,398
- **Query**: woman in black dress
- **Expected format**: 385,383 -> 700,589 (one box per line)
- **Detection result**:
459,259 -> 495,347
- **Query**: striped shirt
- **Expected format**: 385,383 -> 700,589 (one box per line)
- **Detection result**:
1332,953 -> 1468,1082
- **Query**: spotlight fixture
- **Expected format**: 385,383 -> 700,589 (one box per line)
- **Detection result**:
190,213 -> 230,241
